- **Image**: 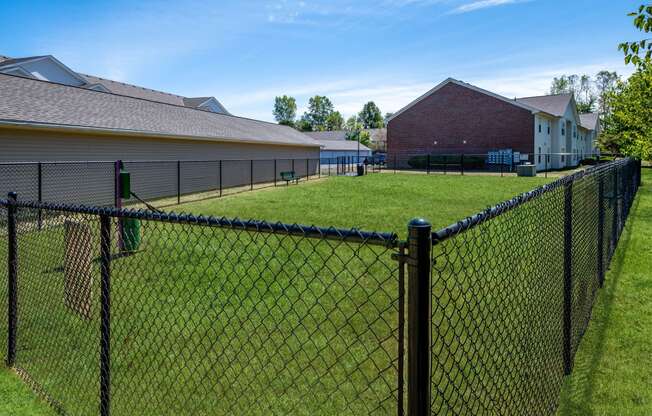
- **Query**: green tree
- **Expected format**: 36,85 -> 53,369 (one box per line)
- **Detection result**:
550,74 -> 596,112
302,95 -> 334,131
345,129 -> 371,147
295,117 -> 313,132
384,112 -> 394,125
273,95 -> 297,126
345,115 -> 361,131
619,5 -> 652,67
326,111 -> 344,131
600,62 -> 652,160
595,71 -> 620,117
358,101 -> 384,129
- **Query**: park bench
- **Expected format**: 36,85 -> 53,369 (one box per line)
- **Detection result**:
280,170 -> 299,185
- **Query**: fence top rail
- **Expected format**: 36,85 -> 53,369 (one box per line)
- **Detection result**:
0,197 -> 399,248
431,158 -> 632,244
0,158 -> 323,165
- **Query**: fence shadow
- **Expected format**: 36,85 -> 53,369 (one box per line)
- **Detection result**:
556,192 -> 641,415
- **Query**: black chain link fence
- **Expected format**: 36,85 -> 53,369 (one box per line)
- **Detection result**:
384,152 -> 609,178
426,158 -> 640,415
0,158 -> 641,415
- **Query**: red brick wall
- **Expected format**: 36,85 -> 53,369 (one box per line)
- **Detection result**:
387,82 -> 534,164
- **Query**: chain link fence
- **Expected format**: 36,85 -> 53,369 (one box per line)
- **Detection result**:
384,152 -> 612,178
425,158 -> 640,415
0,158 -> 642,415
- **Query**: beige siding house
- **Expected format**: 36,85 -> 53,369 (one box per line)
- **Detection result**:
0,55 -> 320,204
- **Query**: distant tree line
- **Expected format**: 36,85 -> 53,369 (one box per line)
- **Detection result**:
273,95 -> 389,146
544,5 -> 651,160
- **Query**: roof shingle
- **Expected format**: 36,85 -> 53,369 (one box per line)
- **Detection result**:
0,73 -> 319,148
515,93 -> 572,117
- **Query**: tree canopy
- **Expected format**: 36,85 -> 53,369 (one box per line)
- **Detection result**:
600,62 -> 652,160
302,95 -> 334,131
600,5 -> 652,160
273,95 -> 297,126
358,101 -> 384,129
326,111 -> 344,131
619,4 -> 652,67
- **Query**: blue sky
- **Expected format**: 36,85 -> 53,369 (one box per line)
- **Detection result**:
0,0 -> 643,121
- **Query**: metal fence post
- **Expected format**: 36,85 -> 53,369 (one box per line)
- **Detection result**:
274,159 -> 277,187
114,161 -> 123,252
545,154 -> 548,178
292,159 -> 295,176
177,160 -> 181,205
443,155 -> 447,175
597,176 -> 605,287
99,215 -> 112,416
306,158 -> 310,181
37,162 -> 43,230
250,160 -> 254,190
612,167 -> 619,251
6,192 -> 18,367
394,154 -> 397,174
563,181 -> 573,375
426,154 -> 430,175
219,160 -> 223,197
407,218 -> 432,416
460,154 -> 464,176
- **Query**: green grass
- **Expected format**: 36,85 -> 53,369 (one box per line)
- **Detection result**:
0,173 -> 550,415
178,173 -> 549,235
2,170 -> 647,415
557,169 -> 652,415
0,368 -> 55,415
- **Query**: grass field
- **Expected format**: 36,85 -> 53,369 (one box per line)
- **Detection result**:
0,173 -> 548,415
0,171 -> 647,415
177,173 -> 549,234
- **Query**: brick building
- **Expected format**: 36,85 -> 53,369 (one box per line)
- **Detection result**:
387,78 -> 600,170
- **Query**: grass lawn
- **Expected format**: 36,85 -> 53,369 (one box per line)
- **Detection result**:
0,368 -> 55,415
178,173 -> 550,235
557,168 -> 652,415
0,173 -> 550,416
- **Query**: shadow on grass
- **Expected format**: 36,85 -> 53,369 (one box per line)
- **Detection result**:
557,195 -> 641,415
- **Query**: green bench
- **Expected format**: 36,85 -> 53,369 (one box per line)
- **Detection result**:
280,171 -> 299,185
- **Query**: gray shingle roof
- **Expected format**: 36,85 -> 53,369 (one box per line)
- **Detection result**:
515,93 -> 572,117
305,130 -> 348,141
79,73 -> 187,106
0,73 -> 319,148
317,139 -> 372,152
579,113 -> 599,130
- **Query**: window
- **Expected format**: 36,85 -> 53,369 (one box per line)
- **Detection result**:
538,124 -> 542,133
562,127 -> 565,136
547,125 -> 550,134
573,127 -> 576,138
538,147 -> 541,163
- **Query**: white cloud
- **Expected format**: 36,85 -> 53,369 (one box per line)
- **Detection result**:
450,0 -> 526,14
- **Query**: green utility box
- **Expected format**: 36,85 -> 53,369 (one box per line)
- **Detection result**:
122,218 -> 141,252
517,163 -> 537,177
119,171 -> 131,199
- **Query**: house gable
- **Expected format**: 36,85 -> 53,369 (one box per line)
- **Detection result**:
0,55 -> 88,86
389,78 -> 540,124
387,81 -> 536,156
198,97 -> 230,115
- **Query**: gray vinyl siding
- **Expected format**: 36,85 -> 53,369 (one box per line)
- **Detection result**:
0,129 -> 320,205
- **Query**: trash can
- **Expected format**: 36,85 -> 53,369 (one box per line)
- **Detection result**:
357,164 -> 365,176
122,218 -> 141,252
